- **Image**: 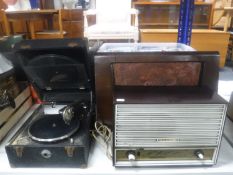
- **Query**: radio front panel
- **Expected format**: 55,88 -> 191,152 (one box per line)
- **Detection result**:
114,104 -> 227,167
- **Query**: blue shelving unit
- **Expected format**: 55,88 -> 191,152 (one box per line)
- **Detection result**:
177,0 -> 195,45
29,0 -> 40,9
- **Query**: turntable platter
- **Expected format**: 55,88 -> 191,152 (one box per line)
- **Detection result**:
28,114 -> 80,142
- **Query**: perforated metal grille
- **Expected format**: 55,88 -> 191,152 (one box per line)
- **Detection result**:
115,104 -> 226,148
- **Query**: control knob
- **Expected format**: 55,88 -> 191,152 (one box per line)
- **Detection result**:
127,151 -> 136,161
195,150 -> 204,160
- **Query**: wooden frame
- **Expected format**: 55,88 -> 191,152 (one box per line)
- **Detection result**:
34,9 -> 66,39
0,10 -> 10,36
6,10 -> 59,39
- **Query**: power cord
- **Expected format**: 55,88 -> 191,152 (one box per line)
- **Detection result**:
91,121 -> 112,159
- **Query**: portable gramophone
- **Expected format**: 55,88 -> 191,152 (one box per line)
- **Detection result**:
5,38 -> 94,168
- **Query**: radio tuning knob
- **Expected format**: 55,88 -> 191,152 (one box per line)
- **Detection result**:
195,150 -> 204,160
127,151 -> 136,161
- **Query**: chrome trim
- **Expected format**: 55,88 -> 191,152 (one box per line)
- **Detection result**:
114,147 -> 217,167
28,123 -> 79,143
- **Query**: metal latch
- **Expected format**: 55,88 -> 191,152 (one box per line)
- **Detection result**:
14,146 -> 24,158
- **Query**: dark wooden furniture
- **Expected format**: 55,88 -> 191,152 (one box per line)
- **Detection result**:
95,51 -> 219,127
61,9 -> 84,38
132,0 -> 215,29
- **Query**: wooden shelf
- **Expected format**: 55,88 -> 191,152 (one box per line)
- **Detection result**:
133,0 -> 214,29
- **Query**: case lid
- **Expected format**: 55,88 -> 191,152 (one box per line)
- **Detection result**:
15,39 -> 91,91
24,54 -> 89,90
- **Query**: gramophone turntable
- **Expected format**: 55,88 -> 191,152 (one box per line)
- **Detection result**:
5,38 -> 93,168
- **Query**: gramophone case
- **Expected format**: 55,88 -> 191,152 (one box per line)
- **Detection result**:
5,38 -> 94,168
5,105 -> 92,168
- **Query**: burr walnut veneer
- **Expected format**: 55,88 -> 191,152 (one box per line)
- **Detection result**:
94,51 -> 219,126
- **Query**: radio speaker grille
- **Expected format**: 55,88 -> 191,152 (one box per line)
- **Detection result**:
115,104 -> 226,148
